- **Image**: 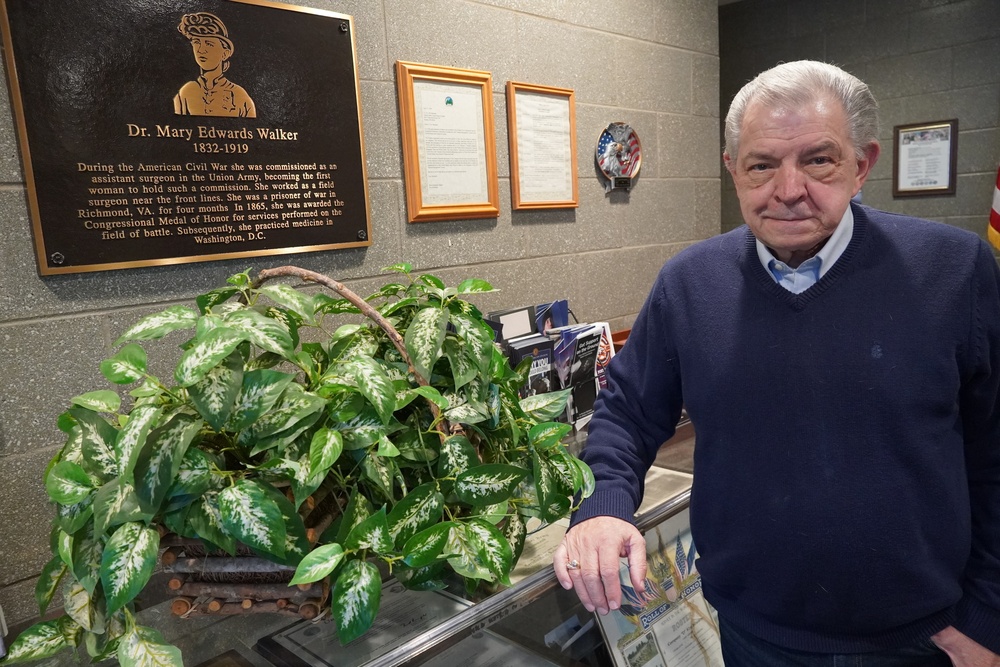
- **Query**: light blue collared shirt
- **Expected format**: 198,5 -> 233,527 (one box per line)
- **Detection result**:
755,206 -> 854,294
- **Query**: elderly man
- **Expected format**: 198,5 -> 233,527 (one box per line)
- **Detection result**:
555,61 -> 1000,666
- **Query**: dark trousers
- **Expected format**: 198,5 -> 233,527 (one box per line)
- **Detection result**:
719,617 -> 953,667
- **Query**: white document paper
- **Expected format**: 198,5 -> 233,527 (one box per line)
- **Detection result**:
513,90 -> 574,203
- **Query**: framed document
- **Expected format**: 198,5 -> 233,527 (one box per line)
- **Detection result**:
396,61 -> 500,223
506,82 -> 578,209
892,119 -> 958,198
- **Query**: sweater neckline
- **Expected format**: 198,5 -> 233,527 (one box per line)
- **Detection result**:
742,204 -> 868,310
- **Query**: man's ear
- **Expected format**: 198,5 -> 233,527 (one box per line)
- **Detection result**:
855,142 -> 881,190
723,151 -> 734,176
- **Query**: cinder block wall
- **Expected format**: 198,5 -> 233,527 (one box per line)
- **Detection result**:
0,1 -> 719,625
720,0 -> 1000,237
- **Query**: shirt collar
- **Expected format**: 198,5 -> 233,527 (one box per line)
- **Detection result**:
754,205 -> 854,279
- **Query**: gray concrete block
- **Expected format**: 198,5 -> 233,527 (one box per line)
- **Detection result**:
695,178 -> 723,239
302,0 -> 390,82
360,81 -> 403,180
866,0 -> 967,20
954,37 -> 1000,88
788,0 -> 865,35
878,85 -> 1000,141
825,17 -> 911,66
0,448 -> 62,587
654,0 -> 720,55
693,53 -> 721,119
719,0 -> 790,49
658,114 -> 722,179
865,50 -> 953,100
957,128 -> 1000,174
0,577 -> 43,629
514,180 -> 615,258
863,172 -> 995,219
0,316 -> 109,458
909,0 -> 1000,52
0,57 -> 23,184
617,178 -> 697,248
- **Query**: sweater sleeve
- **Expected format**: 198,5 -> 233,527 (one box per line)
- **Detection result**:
571,269 -> 686,527
953,240 -> 1000,653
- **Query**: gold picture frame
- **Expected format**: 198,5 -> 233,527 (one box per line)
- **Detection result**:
506,81 -> 578,210
396,61 -> 500,223
892,119 -> 958,198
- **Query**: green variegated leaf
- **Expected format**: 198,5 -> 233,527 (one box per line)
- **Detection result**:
56,496 -> 94,535
330,327 -> 380,360
115,305 -> 199,344
502,510 -> 527,562
394,385 -> 448,411
314,294 -> 361,315
402,522 -> 456,568
100,344 -> 148,384
475,501 -> 507,525
309,428 -> 343,478
217,480 -> 286,558
443,337 -> 477,389
455,464 -> 529,506
437,435 -> 479,478
336,492 -> 372,544
188,350 -> 243,431
228,369 -> 297,432
575,457 -> 595,500
246,384 -> 325,442
45,460 -> 95,505
224,308 -> 295,357
449,311 -> 495,373
403,306 -> 447,381
344,507 -> 393,554
332,560 -> 381,643
56,530 -> 73,570
35,555 -> 67,615
465,518 -> 513,584
529,422 -> 573,450
418,273 -> 446,289
117,623 -> 183,667
2,617 -> 74,662
387,482 -> 444,547
197,285 -> 240,313
532,452 -> 560,523
94,480 -> 147,536
167,448 -> 214,498
70,390 -> 121,414
395,562 -> 447,591
134,413 -> 202,514
444,402 -> 489,425
361,454 -> 395,501
520,387 -> 572,422
71,407 -> 119,480
263,484 -> 311,565
382,262 -> 412,274
344,356 -> 396,425
379,297 -> 417,317
101,522 -> 159,615
339,410 -> 386,450
376,435 -> 400,457
187,493 -> 237,555
174,326 -> 246,387
71,527 -> 104,594
115,405 -> 162,479
65,581 -> 104,633
289,543 -> 344,585
456,278 -> 494,294
445,524 -> 493,581
545,450 -> 582,496
85,610 -> 127,662
257,284 -> 316,323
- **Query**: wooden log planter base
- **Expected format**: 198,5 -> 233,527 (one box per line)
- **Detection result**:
160,534 -> 330,620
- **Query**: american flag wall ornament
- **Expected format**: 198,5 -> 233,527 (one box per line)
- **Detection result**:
596,122 -> 642,192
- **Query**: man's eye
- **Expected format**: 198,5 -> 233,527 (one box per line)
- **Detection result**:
809,157 -> 832,165
749,164 -> 769,172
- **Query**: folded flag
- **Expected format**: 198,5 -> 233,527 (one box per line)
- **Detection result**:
990,165 -> 1000,251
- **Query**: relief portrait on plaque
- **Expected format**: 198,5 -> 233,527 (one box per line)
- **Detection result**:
174,12 -> 256,118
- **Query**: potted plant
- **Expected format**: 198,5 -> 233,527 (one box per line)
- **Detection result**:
3,264 -> 593,666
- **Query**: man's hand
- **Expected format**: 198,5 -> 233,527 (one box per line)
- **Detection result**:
553,516 -> 647,615
931,626 -> 1000,666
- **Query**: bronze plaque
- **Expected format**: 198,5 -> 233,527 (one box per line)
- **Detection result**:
1,0 -> 371,275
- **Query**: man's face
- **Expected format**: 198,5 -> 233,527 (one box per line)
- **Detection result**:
724,97 -> 879,265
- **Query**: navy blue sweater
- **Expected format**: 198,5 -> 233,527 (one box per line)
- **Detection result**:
573,204 -> 1000,653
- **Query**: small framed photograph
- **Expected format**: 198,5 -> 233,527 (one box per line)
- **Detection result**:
892,119 -> 958,197
505,81 -> 578,209
395,60 -> 500,223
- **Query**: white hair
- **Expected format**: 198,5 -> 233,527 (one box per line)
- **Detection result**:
724,61 -> 879,160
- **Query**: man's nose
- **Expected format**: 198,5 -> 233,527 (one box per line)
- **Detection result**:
773,165 -> 806,202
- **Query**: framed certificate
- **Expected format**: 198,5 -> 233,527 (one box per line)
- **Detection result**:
506,81 -> 578,209
396,61 -> 500,223
892,119 -> 958,197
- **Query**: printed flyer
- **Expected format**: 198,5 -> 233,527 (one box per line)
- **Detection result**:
596,507 -> 723,667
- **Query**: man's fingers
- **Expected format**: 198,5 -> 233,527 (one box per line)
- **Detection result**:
553,542 -> 572,590
625,532 -> 649,599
